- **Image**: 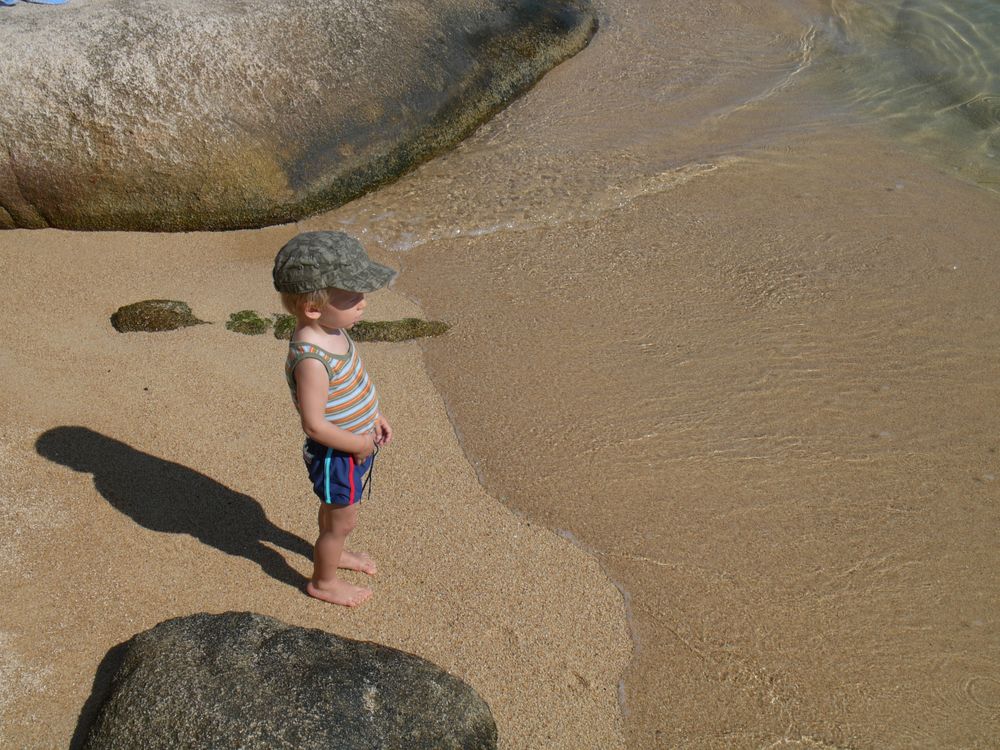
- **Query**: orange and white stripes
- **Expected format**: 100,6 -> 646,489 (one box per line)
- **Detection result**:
285,336 -> 378,435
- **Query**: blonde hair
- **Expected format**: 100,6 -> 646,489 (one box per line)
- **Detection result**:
279,288 -> 334,316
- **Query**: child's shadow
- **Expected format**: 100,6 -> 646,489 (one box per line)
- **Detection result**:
35,426 -> 312,589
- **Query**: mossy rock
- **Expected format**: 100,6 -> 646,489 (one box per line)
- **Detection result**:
353,318 -> 451,342
272,315 -> 449,342
272,313 -> 297,341
110,300 -> 207,333
225,310 -> 273,335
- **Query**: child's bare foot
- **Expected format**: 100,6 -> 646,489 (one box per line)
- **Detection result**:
339,549 -> 377,576
305,579 -> 372,607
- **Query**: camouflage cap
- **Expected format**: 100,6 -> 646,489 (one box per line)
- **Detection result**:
272,231 -> 398,294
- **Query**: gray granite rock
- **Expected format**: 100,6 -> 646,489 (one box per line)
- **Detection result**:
1,0 -> 596,231
82,612 -> 497,750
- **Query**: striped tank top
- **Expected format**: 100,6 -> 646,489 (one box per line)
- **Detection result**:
285,335 -> 379,435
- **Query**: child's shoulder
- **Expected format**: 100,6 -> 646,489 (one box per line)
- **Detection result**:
289,326 -> 350,357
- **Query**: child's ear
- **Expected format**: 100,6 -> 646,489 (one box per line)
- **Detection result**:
302,303 -> 322,321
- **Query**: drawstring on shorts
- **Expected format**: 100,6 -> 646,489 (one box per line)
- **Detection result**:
361,443 -> 379,501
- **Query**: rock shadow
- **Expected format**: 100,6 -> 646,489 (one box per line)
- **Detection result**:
35,426 -> 312,590
69,639 -> 128,750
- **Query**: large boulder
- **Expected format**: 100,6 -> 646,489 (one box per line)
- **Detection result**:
83,612 -> 497,749
1,0 -> 596,231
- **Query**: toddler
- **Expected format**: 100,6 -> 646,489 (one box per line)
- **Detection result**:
273,230 -> 397,607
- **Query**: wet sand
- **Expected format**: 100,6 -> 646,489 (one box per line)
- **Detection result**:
397,131 -> 1000,747
0,229 -> 630,748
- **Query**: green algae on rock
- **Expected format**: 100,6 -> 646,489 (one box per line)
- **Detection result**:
225,310 -> 273,335
1,0 -> 597,231
272,314 -> 449,342
272,314 -> 297,341
110,300 -> 207,333
352,319 -> 451,342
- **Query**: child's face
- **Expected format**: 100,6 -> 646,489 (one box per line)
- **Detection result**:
310,288 -> 367,330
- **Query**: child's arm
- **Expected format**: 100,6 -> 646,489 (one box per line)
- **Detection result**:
295,358 -> 375,462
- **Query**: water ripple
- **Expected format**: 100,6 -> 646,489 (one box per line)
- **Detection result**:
814,0 -> 1000,187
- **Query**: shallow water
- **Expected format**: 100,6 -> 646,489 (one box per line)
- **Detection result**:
323,0 -> 817,249
311,1 -> 1000,747
325,0 -> 999,253
808,0 -> 1000,189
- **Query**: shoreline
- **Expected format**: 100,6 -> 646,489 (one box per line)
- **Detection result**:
393,124 -> 1000,747
3,0 -> 999,746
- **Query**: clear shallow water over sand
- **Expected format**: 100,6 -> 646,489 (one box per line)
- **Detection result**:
799,0 -> 1000,189
310,1 -> 1000,746
323,0 -> 999,251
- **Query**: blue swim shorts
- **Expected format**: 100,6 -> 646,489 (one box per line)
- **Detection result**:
303,438 -> 375,506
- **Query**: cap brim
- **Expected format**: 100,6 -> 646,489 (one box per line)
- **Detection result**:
340,262 -> 398,293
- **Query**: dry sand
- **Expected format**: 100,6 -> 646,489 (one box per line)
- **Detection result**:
0,228 -> 630,748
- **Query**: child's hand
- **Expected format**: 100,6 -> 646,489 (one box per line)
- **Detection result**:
352,431 -> 376,466
373,414 -> 393,447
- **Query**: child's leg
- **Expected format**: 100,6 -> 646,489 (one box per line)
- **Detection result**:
319,505 -> 378,576
306,504 -> 372,607
324,504 -> 377,575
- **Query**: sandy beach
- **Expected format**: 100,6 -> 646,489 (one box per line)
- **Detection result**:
0,229 -> 629,748
3,0 -> 1000,748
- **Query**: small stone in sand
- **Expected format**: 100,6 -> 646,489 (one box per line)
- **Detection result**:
272,313 -> 296,340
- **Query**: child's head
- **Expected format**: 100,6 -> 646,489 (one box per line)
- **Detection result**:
273,231 -> 397,319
